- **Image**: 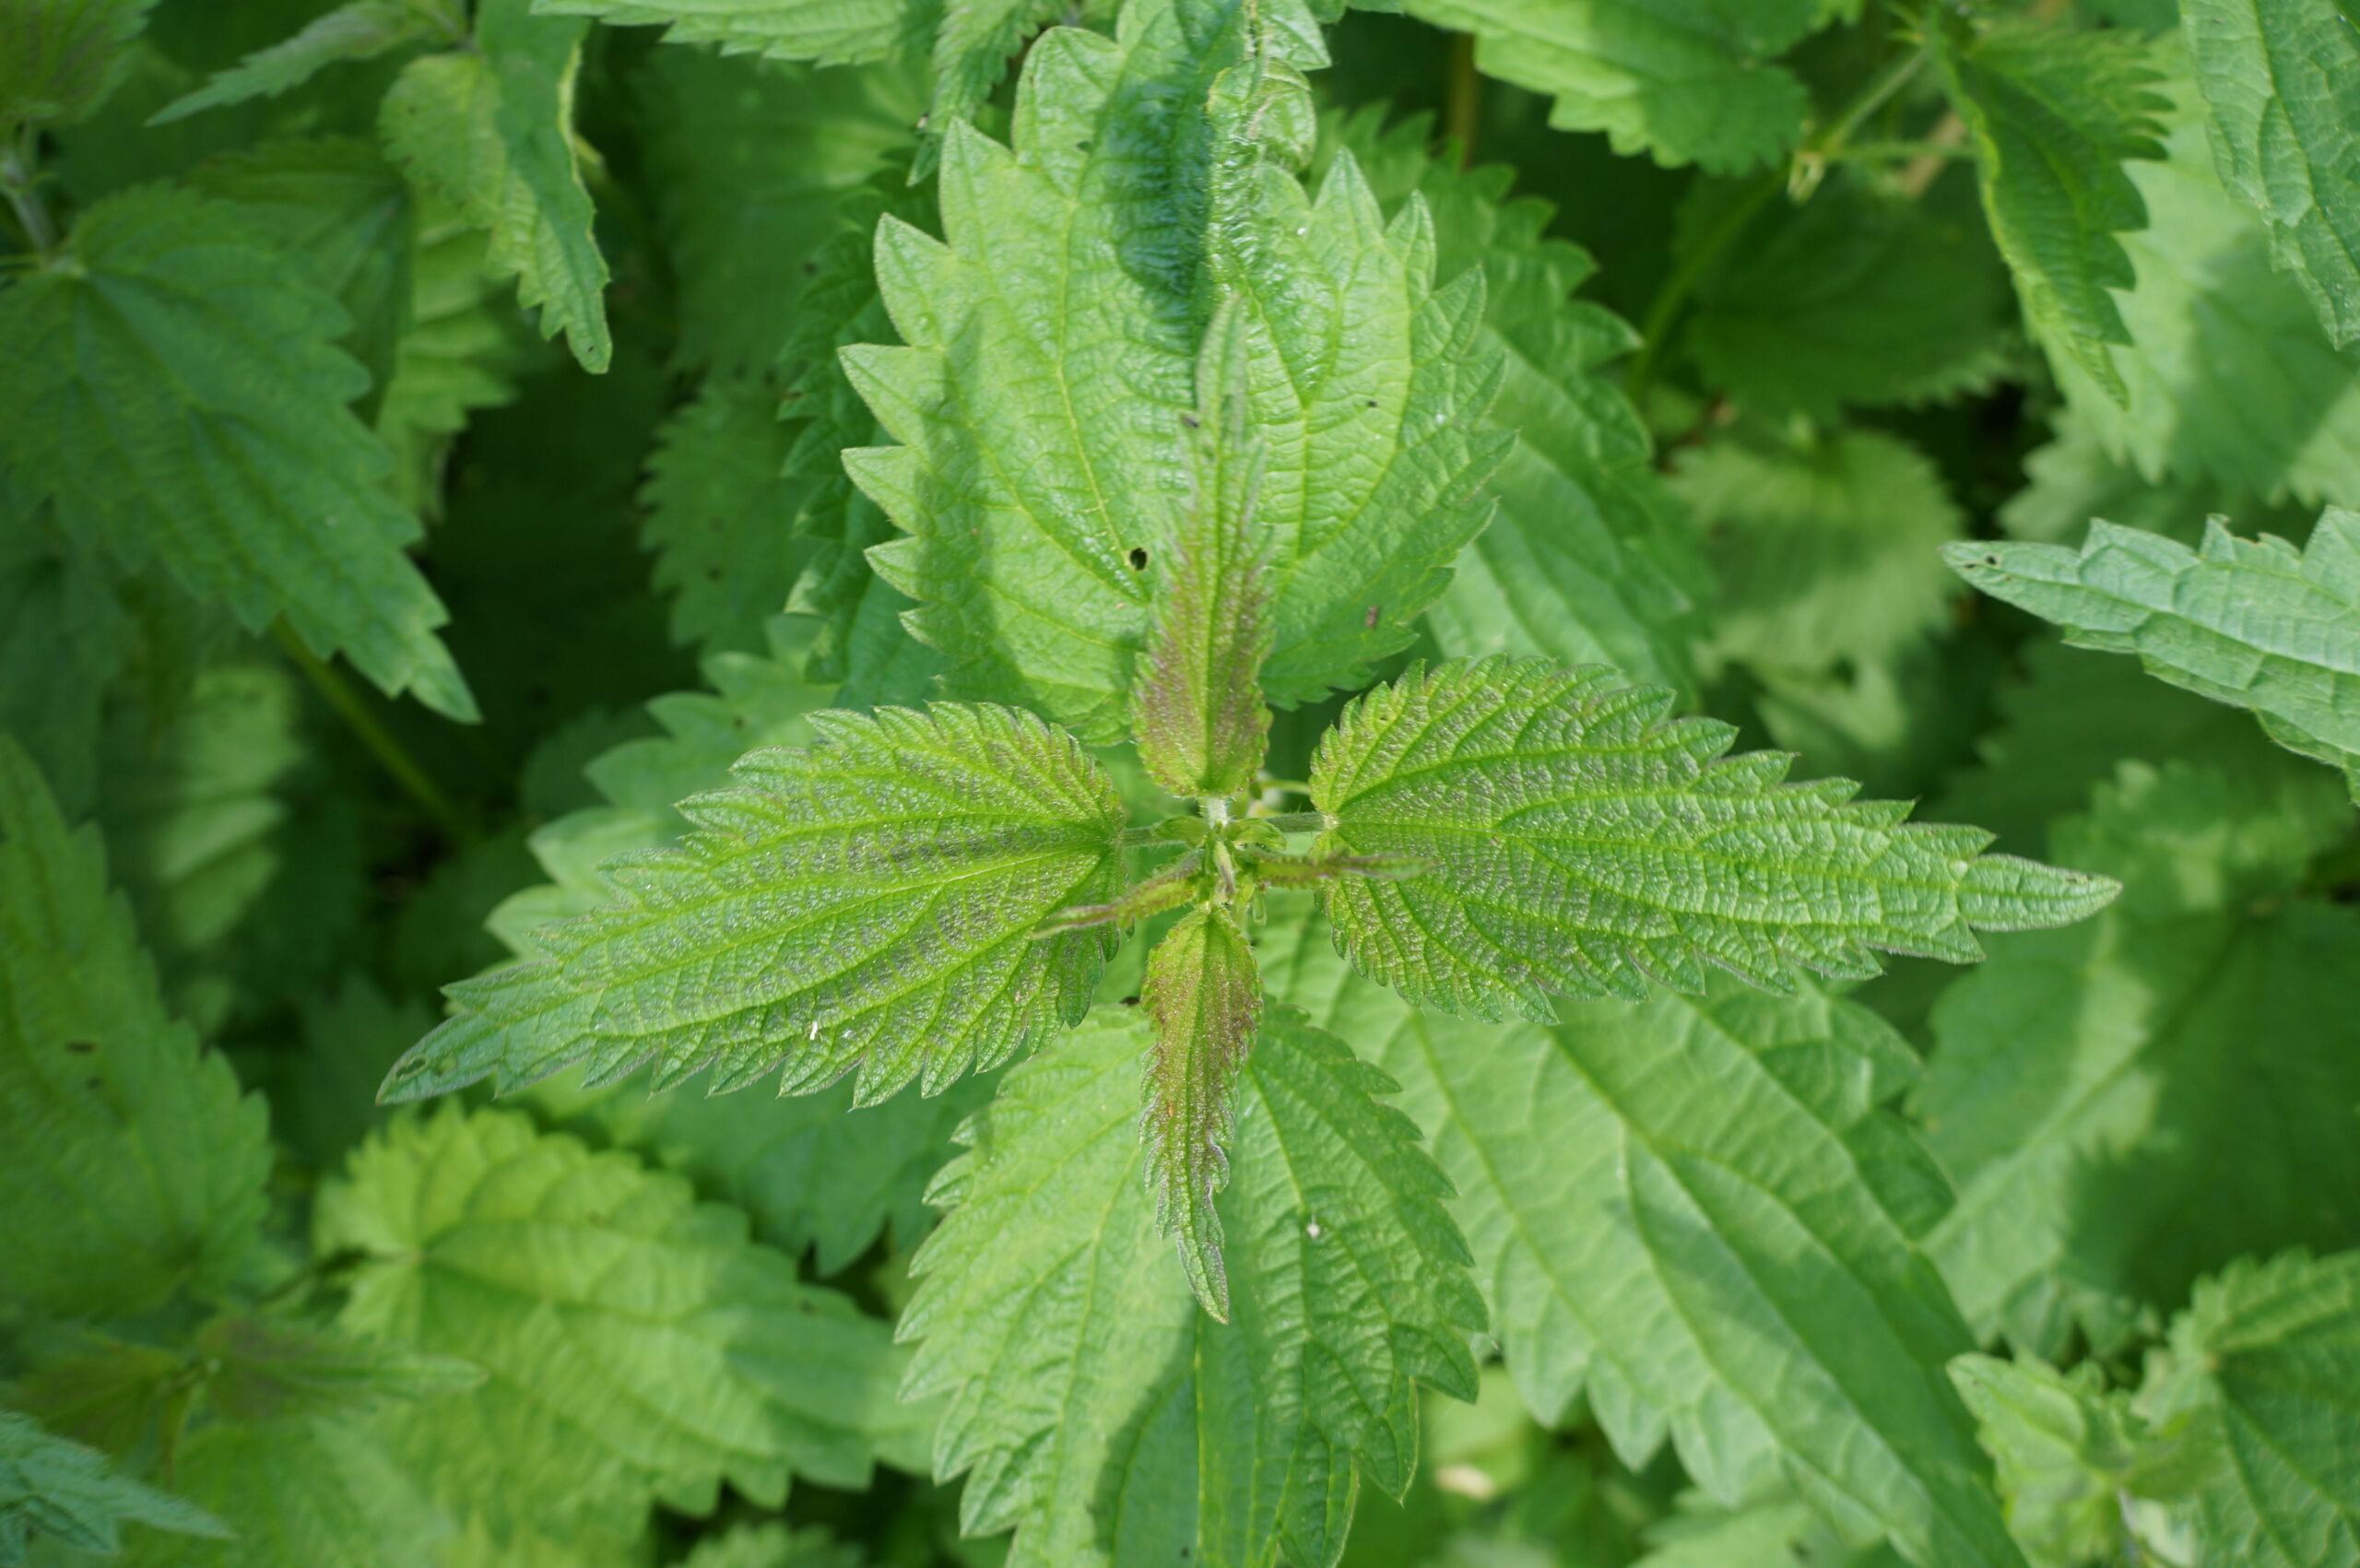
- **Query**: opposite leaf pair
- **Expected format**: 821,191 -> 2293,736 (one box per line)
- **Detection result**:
384,646 -> 2117,1318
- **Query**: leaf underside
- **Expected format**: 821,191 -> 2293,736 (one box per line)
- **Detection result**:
1944,510 -> 2360,800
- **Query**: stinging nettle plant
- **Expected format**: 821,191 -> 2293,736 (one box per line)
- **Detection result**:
378,2 -> 2117,1330
14,0 -> 2360,1565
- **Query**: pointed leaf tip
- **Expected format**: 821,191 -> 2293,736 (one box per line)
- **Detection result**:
1140,904 -> 1262,1320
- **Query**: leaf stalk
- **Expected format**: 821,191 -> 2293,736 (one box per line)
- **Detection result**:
272,624 -> 478,845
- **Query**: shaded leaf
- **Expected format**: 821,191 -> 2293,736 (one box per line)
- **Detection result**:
317,1105 -> 915,1546
378,0 -> 609,371
1383,0 -> 1823,174
2185,0 -> 2360,347
0,186 -> 476,720
1937,18 -> 2167,403
0,735 -> 270,1319
151,0 -> 462,124
1919,761 -> 2360,1352
0,0 -> 157,129
2142,1249 -> 2360,1568
0,1409 -> 223,1563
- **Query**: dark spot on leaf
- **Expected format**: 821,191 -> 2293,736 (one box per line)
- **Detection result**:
85,1078 -> 101,1091
1127,547 -> 1149,571
1365,399 -> 1377,409
803,261 -> 820,276
1179,413 -> 1199,429
1121,995 -> 1140,1007
706,567 -> 723,581
65,1040 -> 95,1054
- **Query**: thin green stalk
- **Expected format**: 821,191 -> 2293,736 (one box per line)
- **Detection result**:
1623,39 -> 1933,407
1,126 -> 59,259
1444,34 -> 1481,168
1819,138 -> 1972,165
272,624 -> 477,844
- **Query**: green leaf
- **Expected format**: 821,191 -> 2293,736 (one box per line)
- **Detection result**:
97,657 -> 307,989
677,1523 -> 864,1568
185,137 -> 414,421
637,47 -> 922,378
0,186 -> 477,722
192,1316 -> 484,1425
844,0 -> 1509,739
379,0 -> 610,372
2144,1249 -> 2360,1568
277,977 -> 432,1171
384,701 -> 1126,1104
1258,908 -> 2024,1568
1671,425 -> 1965,678
2185,0 -> 2360,347
480,632 -> 985,1272
1307,657 -> 2118,1022
1682,169 -> 2013,419
534,1064 -> 994,1276
373,194 -> 541,519
1328,105 -> 1705,696
1132,319 -> 1275,800
0,734 -> 270,1319
0,1409 -> 225,1563
643,374 -> 819,658
1918,762 -> 2360,1353
902,1004 -> 1481,1567
1932,634 -> 2327,856
1139,904 -> 1261,1319
149,0 -> 462,124
1937,18 -> 2167,404
486,619 -> 839,941
532,0 -> 918,65
0,0 -> 157,130
0,480 -> 129,816
1634,1492 -> 1903,1568
538,0 -> 1088,175
1944,510 -> 2360,800
2045,62 -> 2360,507
317,1104 -> 914,1546
774,171 -> 946,698
118,1414 -> 453,1568
1382,0 -> 1823,174
1948,1354 -> 2201,1568
1998,408 -> 2312,550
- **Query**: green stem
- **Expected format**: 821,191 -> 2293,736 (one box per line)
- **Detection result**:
1444,34 -> 1481,169
1261,810 -> 1335,836
272,624 -> 476,844
1,126 -> 58,259
1622,175 -> 1778,408
1622,39 -> 1933,408
1818,138 -> 1972,165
